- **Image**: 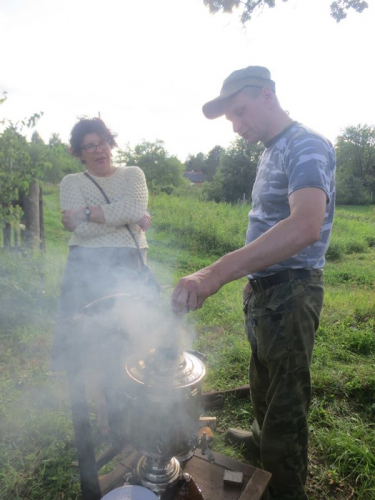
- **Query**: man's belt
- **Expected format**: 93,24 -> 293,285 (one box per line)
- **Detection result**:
249,269 -> 312,293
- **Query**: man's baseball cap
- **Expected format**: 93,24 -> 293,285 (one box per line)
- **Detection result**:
202,66 -> 275,119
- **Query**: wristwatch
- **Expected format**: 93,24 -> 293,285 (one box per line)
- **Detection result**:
85,207 -> 91,222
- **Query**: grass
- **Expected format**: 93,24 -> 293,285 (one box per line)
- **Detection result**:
0,188 -> 374,499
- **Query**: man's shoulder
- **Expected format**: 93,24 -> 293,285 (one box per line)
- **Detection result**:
286,123 -> 334,152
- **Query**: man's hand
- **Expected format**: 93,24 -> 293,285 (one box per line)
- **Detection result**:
171,267 -> 223,314
136,212 -> 152,231
61,208 -> 85,232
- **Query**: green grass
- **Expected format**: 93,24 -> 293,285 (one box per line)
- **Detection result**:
148,195 -> 375,499
0,188 -> 374,499
149,194 -> 375,261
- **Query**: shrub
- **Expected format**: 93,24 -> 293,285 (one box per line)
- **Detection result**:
346,240 -> 367,254
326,241 -> 345,261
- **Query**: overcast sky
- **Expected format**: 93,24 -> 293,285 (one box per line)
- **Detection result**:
0,0 -> 374,161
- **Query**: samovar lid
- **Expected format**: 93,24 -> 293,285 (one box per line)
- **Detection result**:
124,348 -> 205,390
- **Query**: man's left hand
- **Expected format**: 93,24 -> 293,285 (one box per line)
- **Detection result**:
61,208 -> 85,231
171,267 -> 222,314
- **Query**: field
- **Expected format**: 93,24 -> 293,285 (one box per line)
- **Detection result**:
0,186 -> 374,499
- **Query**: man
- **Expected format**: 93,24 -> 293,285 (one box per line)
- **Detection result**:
171,66 -> 336,500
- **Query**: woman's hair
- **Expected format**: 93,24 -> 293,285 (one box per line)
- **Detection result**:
69,117 -> 118,156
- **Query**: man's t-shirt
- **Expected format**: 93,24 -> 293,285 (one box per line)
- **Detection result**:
246,122 -> 336,278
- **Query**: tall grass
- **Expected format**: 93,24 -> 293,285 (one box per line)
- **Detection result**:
0,188 -> 374,499
149,194 -> 375,260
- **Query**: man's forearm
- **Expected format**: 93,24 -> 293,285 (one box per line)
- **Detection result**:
213,213 -> 319,287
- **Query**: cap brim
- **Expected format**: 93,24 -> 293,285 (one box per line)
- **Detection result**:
202,88 -> 242,119
202,76 -> 276,119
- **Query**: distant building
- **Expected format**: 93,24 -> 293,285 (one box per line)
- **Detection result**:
183,171 -> 206,186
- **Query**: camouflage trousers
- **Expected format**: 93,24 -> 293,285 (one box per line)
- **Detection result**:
244,270 -> 324,500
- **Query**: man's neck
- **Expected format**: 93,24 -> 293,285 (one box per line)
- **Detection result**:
263,111 -> 294,145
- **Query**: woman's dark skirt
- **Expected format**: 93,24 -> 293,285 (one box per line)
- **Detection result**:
51,246 -> 144,372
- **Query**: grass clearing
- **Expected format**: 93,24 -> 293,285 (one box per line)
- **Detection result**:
0,189 -> 374,499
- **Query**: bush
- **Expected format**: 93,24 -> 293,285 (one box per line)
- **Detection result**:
336,172 -> 369,205
346,240 -> 367,254
326,241 -> 345,261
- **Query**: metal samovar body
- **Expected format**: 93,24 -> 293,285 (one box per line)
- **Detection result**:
121,346 -> 205,496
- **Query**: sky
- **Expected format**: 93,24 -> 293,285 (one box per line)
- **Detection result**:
0,0 -> 374,162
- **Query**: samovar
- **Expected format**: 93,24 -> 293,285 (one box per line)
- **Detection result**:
121,344 -> 206,496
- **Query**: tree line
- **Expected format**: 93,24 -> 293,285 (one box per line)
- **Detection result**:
1,103 -> 374,249
184,124 -> 375,205
116,124 -> 375,205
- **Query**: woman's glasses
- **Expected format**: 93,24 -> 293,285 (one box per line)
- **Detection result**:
81,140 -> 110,154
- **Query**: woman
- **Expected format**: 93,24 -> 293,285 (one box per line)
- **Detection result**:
52,117 -> 151,432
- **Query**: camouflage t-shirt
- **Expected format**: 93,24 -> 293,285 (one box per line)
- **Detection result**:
246,122 -> 336,278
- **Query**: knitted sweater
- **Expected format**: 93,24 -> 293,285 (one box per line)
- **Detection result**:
60,166 -> 148,248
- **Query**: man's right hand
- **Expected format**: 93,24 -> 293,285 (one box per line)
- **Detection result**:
171,266 -> 223,314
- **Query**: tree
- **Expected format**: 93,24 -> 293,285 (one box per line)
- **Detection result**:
0,128 -> 33,221
49,133 -> 63,147
203,0 -> 368,23
116,140 -> 186,194
0,98 -> 66,248
185,152 -> 206,172
185,146 -> 225,182
204,145 -> 225,181
42,132 -> 83,183
335,170 -> 368,205
335,124 -> 375,202
31,130 -> 45,144
205,138 -> 263,202
0,127 -> 45,248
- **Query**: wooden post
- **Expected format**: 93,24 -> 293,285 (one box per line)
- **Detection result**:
3,222 -> 11,247
21,182 -> 40,249
39,185 -> 45,252
67,347 -> 102,500
13,226 -> 18,247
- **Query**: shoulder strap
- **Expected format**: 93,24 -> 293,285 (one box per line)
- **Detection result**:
83,172 -> 147,268
84,172 -> 110,203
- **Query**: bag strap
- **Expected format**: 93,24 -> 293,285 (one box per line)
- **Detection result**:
83,172 -> 147,269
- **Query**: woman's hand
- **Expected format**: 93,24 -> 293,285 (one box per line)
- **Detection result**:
61,208 -> 86,231
136,212 -> 152,232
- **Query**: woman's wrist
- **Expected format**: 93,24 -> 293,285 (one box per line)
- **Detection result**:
87,206 -> 106,224
78,207 -> 87,223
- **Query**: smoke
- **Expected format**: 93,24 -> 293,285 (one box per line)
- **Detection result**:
71,289 -> 205,461
0,244 -> 204,498
53,262 -> 205,466
65,286 -> 195,372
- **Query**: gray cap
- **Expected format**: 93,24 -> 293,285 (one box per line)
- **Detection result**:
202,66 -> 275,119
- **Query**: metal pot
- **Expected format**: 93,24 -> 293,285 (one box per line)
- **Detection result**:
121,346 -> 205,495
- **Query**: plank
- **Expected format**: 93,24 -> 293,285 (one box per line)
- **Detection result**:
98,446 -> 270,499
184,456 -> 243,500
193,449 -> 257,477
239,468 -> 271,500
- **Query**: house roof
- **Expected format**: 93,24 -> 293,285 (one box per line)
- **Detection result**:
183,171 -> 205,183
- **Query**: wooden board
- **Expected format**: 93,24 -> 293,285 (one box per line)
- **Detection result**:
99,447 -> 271,500
183,450 -> 271,500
